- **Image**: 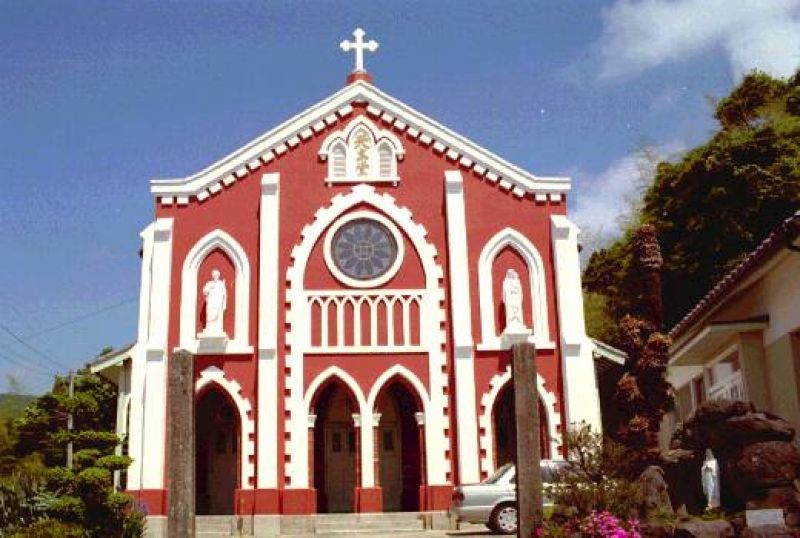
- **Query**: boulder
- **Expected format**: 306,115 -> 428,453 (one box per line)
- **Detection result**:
640,465 -> 674,515
745,485 -> 800,512
728,442 -> 800,490
725,413 -> 795,444
674,520 -> 733,537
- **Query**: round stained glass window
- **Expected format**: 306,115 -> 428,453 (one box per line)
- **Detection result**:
331,218 -> 398,281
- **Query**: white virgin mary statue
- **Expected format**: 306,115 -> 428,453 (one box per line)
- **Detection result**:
502,268 -> 526,332
201,269 -> 227,337
702,448 -> 720,509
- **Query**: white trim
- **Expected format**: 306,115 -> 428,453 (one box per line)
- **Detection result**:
322,210 -> 405,289
127,223 -> 156,490
179,229 -> 253,355
365,365 -> 432,488
258,172 -> 280,489
285,184 -> 449,487
478,365 -> 562,477
319,116 -> 404,185
551,215 -> 602,431
196,366 -> 256,490
150,81 -> 570,200
477,227 -> 553,350
444,170 -> 480,484
366,364 -> 430,412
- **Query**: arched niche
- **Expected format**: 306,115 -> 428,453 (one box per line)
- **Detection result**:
180,229 -> 252,354
477,228 -> 553,350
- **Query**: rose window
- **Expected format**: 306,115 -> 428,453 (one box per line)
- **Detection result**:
324,212 -> 404,288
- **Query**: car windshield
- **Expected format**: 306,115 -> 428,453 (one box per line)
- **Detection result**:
483,462 -> 513,484
484,461 -> 568,485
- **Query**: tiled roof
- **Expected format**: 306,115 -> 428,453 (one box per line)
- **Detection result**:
669,210 -> 800,340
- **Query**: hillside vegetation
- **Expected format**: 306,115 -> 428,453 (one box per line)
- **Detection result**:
584,70 -> 800,346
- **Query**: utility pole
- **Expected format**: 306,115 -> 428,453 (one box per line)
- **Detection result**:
512,342 -> 543,538
66,370 -> 75,470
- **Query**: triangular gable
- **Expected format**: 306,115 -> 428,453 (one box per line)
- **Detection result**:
151,81 -> 570,205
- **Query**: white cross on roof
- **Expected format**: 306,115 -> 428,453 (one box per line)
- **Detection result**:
340,28 -> 379,73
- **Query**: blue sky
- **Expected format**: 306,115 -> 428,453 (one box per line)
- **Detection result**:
2,0 -> 799,393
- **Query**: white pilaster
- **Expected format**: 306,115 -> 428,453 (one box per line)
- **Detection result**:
550,215 -> 602,431
141,217 -> 174,489
444,170 -> 480,484
258,172 -> 280,489
127,222 -> 155,490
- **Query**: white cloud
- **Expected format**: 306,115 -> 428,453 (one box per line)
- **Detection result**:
570,142 -> 684,257
597,0 -> 800,80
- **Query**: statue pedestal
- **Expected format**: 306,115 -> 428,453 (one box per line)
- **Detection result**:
196,333 -> 228,354
501,327 -> 531,349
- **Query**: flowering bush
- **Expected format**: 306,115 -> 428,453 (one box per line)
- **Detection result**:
579,511 -> 641,538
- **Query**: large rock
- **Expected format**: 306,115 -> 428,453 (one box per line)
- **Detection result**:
745,485 -> 800,512
639,465 -> 673,515
674,520 -> 734,537
728,441 -> 800,490
725,413 -> 795,444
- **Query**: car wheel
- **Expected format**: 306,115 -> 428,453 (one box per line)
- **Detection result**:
489,503 -> 518,535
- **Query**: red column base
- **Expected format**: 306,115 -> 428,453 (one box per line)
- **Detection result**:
355,487 -> 383,513
281,488 -> 317,514
420,485 -> 452,510
251,489 -> 281,514
125,489 -> 168,516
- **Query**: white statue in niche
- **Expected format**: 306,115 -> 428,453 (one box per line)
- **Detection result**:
200,269 -> 227,338
701,448 -> 720,509
502,268 -> 526,332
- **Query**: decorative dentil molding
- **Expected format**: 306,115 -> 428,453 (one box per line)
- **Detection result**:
151,81 -> 570,205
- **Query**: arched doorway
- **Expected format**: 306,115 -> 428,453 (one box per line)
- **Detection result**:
493,384 -> 550,468
313,381 -> 358,513
196,387 -> 239,515
375,380 -> 422,512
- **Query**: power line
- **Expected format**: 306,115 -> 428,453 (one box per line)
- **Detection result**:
0,349 -> 56,378
0,296 -> 137,351
0,324 -> 72,371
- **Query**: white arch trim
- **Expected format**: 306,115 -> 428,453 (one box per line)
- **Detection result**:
319,117 -> 404,184
196,366 -> 256,489
478,365 -> 562,477
284,184 -> 450,487
180,229 -> 253,354
477,227 -> 553,350
303,365 -> 369,415
366,364 -> 430,414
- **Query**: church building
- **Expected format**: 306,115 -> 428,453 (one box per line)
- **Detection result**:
92,29 -> 603,527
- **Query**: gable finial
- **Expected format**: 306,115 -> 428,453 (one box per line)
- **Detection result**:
340,28 -> 378,84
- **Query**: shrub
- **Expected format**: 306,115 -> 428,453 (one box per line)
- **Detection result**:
545,423 -> 643,519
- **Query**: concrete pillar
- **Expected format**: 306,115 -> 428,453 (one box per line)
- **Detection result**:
739,332 -> 770,411
512,342 -> 542,537
167,350 -> 195,537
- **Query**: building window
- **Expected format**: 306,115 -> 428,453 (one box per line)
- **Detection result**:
331,143 -> 346,178
378,142 -> 394,177
707,350 -> 745,401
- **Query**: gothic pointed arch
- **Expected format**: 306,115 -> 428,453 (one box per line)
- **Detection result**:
180,229 -> 252,354
195,366 -> 256,490
477,227 -> 552,349
478,365 -> 562,476
318,117 -> 404,183
283,184 -> 450,489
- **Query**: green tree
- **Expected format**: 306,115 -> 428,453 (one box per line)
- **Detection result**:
3,366 -> 142,537
585,69 -> 800,339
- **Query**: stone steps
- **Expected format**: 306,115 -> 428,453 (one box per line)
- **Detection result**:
193,512 -> 449,537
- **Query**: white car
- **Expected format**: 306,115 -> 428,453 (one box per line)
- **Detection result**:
449,461 -> 566,534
